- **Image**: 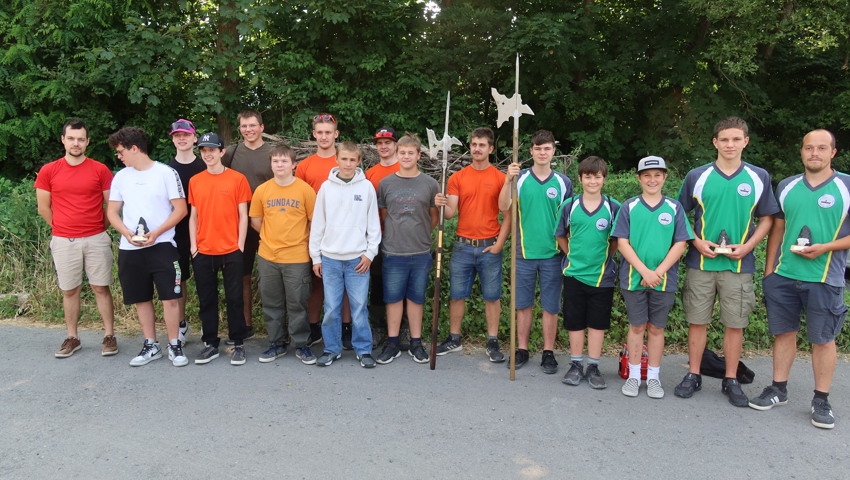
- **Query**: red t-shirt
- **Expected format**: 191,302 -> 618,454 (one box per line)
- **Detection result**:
296,153 -> 337,193
188,168 -> 253,255
365,162 -> 400,192
447,164 -> 506,239
34,157 -> 113,238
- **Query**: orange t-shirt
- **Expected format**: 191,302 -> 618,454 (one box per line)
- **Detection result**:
296,153 -> 337,193
249,178 -> 316,263
188,168 -> 253,255
446,164 -> 506,239
365,162 -> 400,192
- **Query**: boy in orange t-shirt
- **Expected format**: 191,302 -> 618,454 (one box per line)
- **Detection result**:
189,132 -> 253,366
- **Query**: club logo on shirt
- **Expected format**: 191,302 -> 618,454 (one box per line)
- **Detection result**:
658,212 -> 673,226
596,218 -> 609,230
546,187 -> 558,199
818,194 -> 836,208
737,183 -> 752,196
354,194 -> 362,202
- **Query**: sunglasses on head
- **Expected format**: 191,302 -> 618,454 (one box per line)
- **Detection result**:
313,114 -> 337,124
171,120 -> 195,132
374,131 -> 395,139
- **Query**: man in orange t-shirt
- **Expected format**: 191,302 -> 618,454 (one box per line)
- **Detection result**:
365,126 -> 400,345
434,127 -> 511,362
189,132 -> 253,366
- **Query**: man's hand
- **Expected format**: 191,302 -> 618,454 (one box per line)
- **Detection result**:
506,162 -> 521,181
434,193 -> 448,207
483,242 -> 504,254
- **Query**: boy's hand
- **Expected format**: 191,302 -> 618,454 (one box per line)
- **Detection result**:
641,269 -> 662,289
434,193 -> 448,207
355,255 -> 372,274
312,264 -> 322,278
139,230 -> 159,246
505,162 -> 521,180
793,243 -> 827,260
692,237 -> 717,258
724,243 -> 753,260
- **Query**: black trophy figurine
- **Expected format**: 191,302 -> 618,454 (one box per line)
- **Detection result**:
131,217 -> 149,244
790,225 -> 812,252
714,229 -> 733,254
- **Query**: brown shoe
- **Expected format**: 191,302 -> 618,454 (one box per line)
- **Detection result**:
55,337 -> 81,358
102,335 -> 118,356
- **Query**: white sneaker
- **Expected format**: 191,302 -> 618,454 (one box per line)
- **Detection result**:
129,340 -> 162,367
622,377 -> 640,397
647,378 -> 665,399
168,341 -> 189,367
178,321 -> 190,346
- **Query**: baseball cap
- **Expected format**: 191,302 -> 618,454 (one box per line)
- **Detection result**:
196,132 -> 224,149
637,155 -> 667,172
372,127 -> 398,142
170,119 -> 196,136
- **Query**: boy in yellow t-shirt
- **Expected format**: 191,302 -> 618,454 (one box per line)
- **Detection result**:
250,144 -> 317,364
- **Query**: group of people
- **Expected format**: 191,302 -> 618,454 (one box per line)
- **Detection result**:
35,112 -> 846,430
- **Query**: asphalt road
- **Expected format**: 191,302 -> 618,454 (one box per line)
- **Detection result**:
1,324 -> 848,479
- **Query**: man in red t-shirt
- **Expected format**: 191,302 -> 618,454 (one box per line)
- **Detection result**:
434,127 -> 511,362
35,119 -> 117,359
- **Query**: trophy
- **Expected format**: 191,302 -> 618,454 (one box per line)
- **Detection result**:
131,217 -> 149,244
790,225 -> 812,252
714,229 -> 733,254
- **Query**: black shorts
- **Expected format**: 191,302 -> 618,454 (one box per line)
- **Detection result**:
173,230 -> 193,282
562,276 -> 614,331
117,242 -> 183,305
242,228 -> 260,276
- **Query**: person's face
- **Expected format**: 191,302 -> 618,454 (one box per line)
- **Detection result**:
270,154 -> 294,178
313,121 -> 339,150
530,142 -> 555,165
713,128 -> 749,162
638,169 -> 667,196
801,131 -> 837,175
239,116 -> 264,143
61,127 -> 90,159
199,146 -> 224,167
580,172 -> 605,195
336,149 -> 360,178
375,138 -> 397,160
470,136 -> 494,163
397,145 -> 420,170
115,144 -> 141,168
171,131 -> 196,153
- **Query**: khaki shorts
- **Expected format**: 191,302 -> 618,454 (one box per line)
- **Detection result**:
683,268 -> 754,328
50,232 -> 114,290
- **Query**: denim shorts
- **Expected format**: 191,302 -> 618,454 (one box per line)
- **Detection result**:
515,256 -> 563,314
382,252 -> 433,305
449,241 -> 503,302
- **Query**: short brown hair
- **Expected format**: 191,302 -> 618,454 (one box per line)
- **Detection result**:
108,127 -> 148,154
398,132 -> 422,152
578,156 -> 608,177
713,116 -> 748,137
470,127 -> 494,147
337,141 -> 360,159
269,144 -> 294,162
531,130 -> 556,147
238,109 -> 263,125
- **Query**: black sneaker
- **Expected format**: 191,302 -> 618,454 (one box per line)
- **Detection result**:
722,378 -> 749,407
585,364 -> 607,389
195,344 -> 219,365
358,353 -> 376,368
540,351 -> 558,374
507,349 -> 530,369
377,343 -> 402,365
811,398 -> 835,429
748,385 -> 789,411
342,323 -> 353,350
674,373 -> 702,398
436,335 -> 463,356
230,345 -> 246,365
408,343 -> 429,364
562,360 -> 584,386
486,339 -> 505,363
316,352 -> 341,366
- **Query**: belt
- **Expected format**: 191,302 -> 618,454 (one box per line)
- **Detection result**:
457,236 -> 498,247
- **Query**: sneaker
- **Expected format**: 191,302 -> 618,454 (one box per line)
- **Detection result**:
55,337 -> 81,358
168,341 -> 188,367
722,378 -> 749,407
342,323 -> 353,350
507,349 -> 530,369
647,378 -> 664,399
540,351 -> 558,374
231,345 -> 246,365
226,327 -> 254,345
674,373 -> 703,398
622,377 -> 640,397
748,385 -> 789,411
585,364 -> 607,389
101,335 -> 118,357
409,343 -> 429,364
562,361 -> 584,386
259,344 -> 287,363
306,331 -> 323,347
358,353 -> 377,368
398,324 -> 411,351
195,344 -> 220,364
486,338 -> 505,363
296,345 -> 317,365
129,340 -> 162,367
178,320 -> 190,346
436,335 -> 463,355
811,398 -> 835,429
377,343 -> 402,365
316,352 -> 341,366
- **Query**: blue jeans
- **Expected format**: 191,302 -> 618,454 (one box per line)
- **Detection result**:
515,256 -> 563,313
320,256 -> 372,356
449,241 -> 503,301
382,253 -> 433,304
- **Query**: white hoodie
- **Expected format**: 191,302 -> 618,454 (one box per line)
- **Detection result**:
309,167 -> 381,263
